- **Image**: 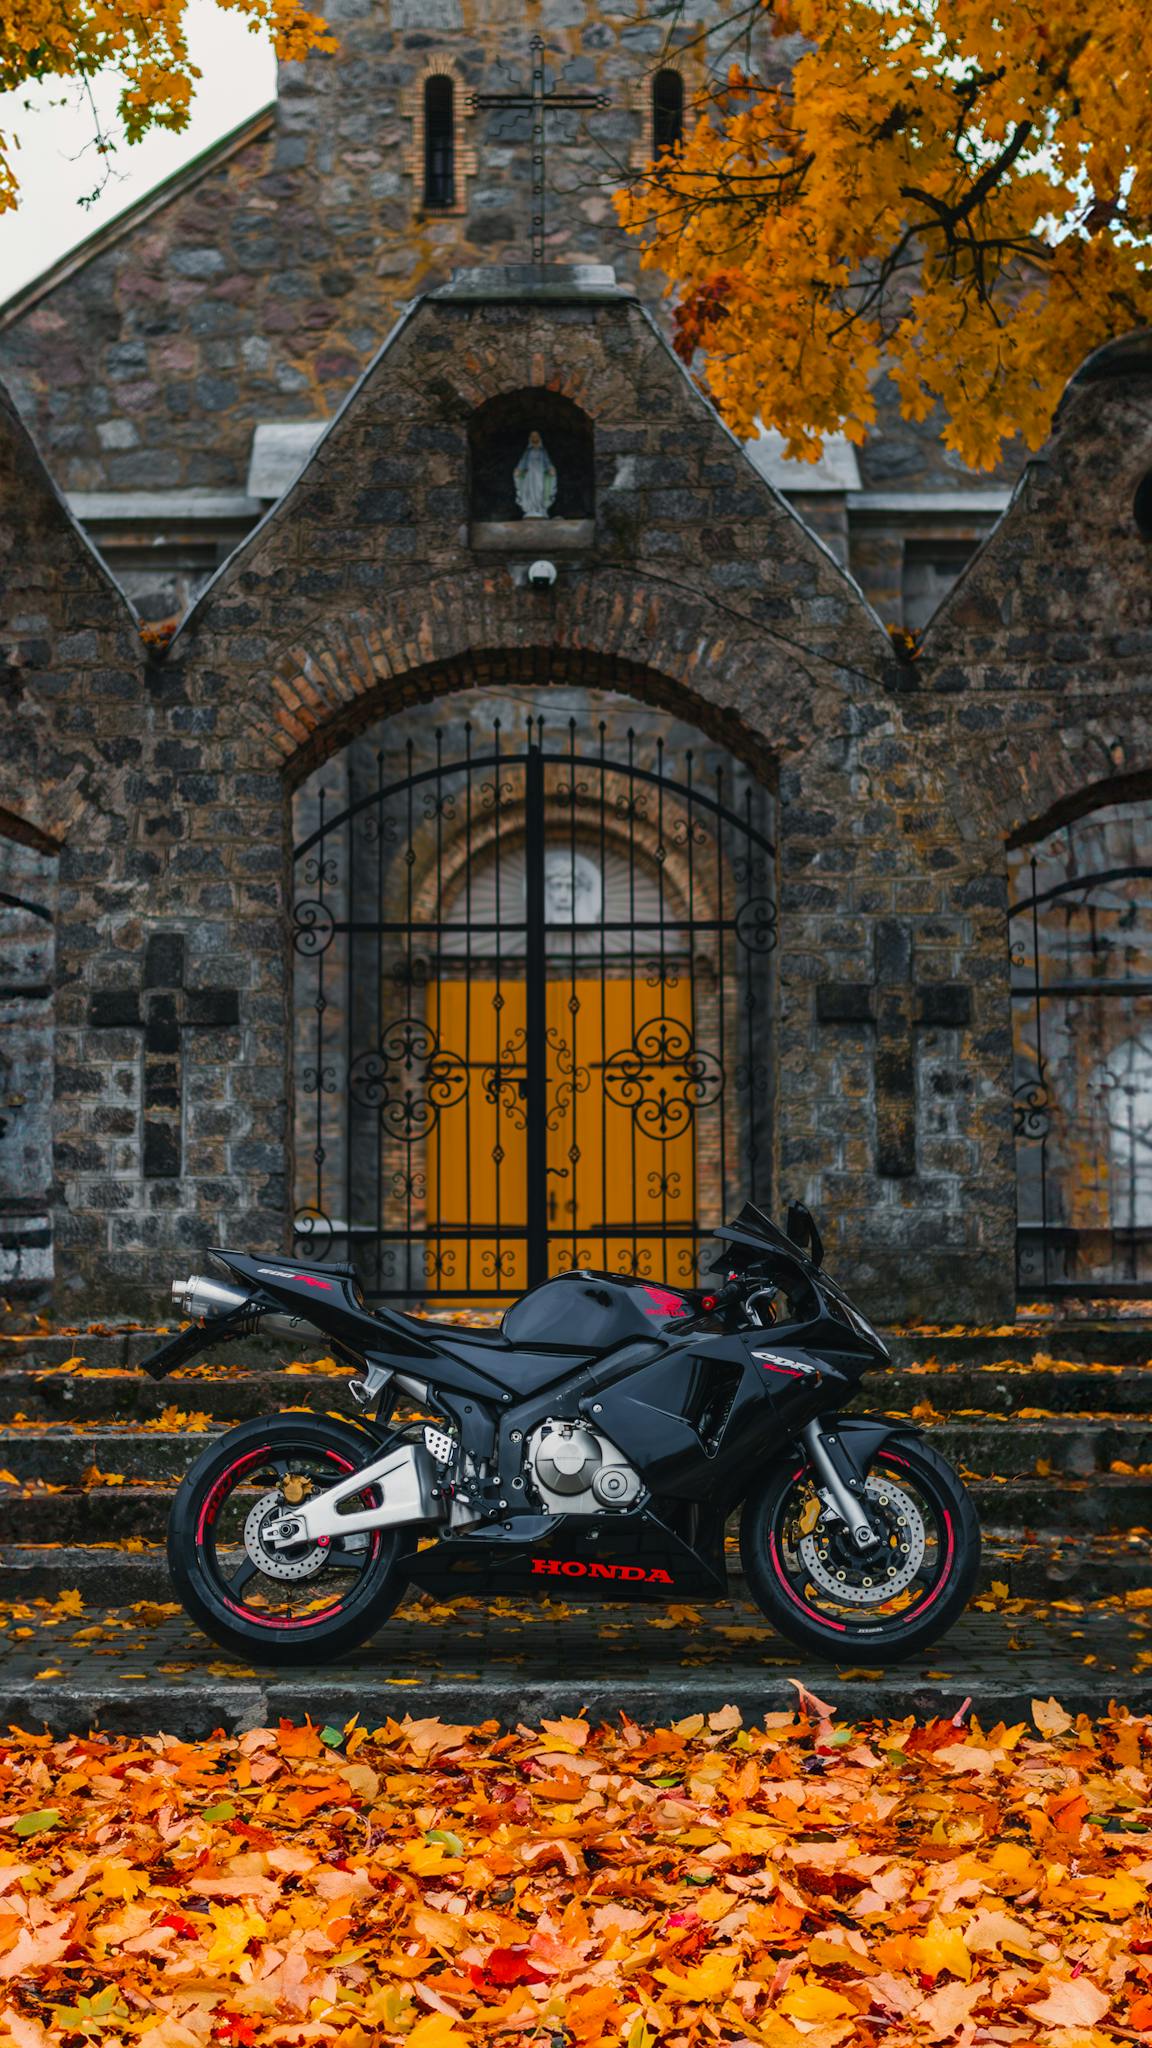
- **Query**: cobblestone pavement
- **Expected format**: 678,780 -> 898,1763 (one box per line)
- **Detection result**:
1,1588 -> 1150,1736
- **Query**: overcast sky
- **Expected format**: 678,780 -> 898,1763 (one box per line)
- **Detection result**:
0,3 -> 276,301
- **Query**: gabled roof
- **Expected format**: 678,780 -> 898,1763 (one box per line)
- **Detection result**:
0,103 -> 275,331
170,265 -> 891,664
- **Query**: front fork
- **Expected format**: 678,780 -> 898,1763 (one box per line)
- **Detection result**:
799,1419 -> 884,1553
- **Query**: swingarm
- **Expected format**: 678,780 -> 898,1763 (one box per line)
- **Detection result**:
262,1440 -> 447,1546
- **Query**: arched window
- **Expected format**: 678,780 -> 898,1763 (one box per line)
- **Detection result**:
423,75 -> 455,211
652,69 -> 684,156
0,829 -> 57,1303
1094,1035 -> 1152,1228
1008,789 -> 1152,1295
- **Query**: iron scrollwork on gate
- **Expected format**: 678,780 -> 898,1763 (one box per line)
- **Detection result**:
291,713 -> 777,1301
349,1019 -> 468,1142
603,1017 -> 724,1142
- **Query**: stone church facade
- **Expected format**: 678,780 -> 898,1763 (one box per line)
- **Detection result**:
0,0 -> 1018,628
1,5 -> 1151,1325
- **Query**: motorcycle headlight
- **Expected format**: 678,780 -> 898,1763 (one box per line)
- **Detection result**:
844,1302 -> 888,1356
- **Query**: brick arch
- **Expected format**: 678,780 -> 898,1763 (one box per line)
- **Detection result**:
1008,763 -> 1152,850
0,745 -> 135,854
244,571 -> 896,793
0,801 -> 61,858
938,708 -> 1152,855
919,331 -> 1152,667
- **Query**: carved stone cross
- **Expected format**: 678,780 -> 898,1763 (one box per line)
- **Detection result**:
469,37 -> 610,269
816,921 -> 972,1178
88,933 -> 239,1178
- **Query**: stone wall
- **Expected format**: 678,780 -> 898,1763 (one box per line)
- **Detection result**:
5,284 -> 1151,1323
0,384 -> 142,1308
0,0 -> 1027,517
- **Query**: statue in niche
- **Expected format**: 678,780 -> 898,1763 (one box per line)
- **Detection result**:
543,848 -> 603,924
514,431 -> 558,519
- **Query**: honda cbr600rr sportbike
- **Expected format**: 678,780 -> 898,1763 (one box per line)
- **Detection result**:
141,1203 -> 981,1667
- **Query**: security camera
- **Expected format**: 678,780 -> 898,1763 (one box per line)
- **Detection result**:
526,559 -> 557,588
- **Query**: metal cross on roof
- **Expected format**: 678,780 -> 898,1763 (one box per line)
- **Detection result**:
469,37 -> 611,271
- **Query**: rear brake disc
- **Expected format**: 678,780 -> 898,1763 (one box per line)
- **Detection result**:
242,1489 -> 329,1582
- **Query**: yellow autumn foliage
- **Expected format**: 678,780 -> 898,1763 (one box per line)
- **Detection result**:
0,0 -> 335,212
616,0 -> 1152,469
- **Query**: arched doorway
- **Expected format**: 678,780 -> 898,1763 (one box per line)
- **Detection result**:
1009,791 -> 1152,1296
290,683 -> 776,1302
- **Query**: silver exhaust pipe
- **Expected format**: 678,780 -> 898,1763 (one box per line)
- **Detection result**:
171,1274 -> 314,1339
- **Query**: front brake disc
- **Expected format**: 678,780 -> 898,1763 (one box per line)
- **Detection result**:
798,1473 -> 926,1605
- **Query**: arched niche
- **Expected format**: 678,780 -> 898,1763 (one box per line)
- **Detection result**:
468,388 -> 595,552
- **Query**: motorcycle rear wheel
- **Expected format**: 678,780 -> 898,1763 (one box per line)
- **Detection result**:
168,1414 -> 407,1666
740,1437 -> 980,1664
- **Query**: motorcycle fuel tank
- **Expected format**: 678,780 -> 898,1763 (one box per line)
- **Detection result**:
501,1272 -> 693,1350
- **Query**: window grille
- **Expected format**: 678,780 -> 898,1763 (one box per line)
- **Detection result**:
424,75 -> 456,210
652,70 -> 684,155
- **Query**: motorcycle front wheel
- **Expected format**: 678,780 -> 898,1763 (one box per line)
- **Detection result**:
168,1414 -> 407,1666
740,1436 -> 981,1663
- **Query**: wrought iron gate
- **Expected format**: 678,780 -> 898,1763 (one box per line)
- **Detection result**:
291,713 -> 776,1301
1009,799 -> 1152,1297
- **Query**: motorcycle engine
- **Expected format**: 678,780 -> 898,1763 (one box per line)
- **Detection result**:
526,1419 -> 644,1515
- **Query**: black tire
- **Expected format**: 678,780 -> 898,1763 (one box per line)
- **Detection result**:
740,1435 -> 981,1664
167,1414 -> 407,1667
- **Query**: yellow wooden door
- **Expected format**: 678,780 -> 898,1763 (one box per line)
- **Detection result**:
425,976 -> 696,1300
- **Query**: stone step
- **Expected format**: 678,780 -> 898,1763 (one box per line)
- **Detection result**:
935,1417 -> 1152,1478
885,1325 -> 1152,1370
1,1415 -> 1150,1487
974,1474 -> 1152,1537
2,1532 -> 1149,1606
2,1592 -> 1151,1737
891,1370 -> 1152,1417
1,1470 -> 1149,1545
0,1333 -> 336,1372
3,1317 -> 1150,1380
0,1369 -> 348,1423
0,1488 -> 172,1543
3,1361 -> 1152,1423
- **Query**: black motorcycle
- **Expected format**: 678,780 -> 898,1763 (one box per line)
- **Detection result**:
141,1202 -> 980,1667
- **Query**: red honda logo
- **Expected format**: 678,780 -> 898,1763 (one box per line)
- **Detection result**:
642,1285 -> 688,1318
530,1557 -> 673,1584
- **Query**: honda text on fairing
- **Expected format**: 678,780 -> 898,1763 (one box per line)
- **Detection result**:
141,1203 -> 982,1666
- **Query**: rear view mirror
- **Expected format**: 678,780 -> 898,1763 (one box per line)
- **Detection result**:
785,1201 -> 825,1269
